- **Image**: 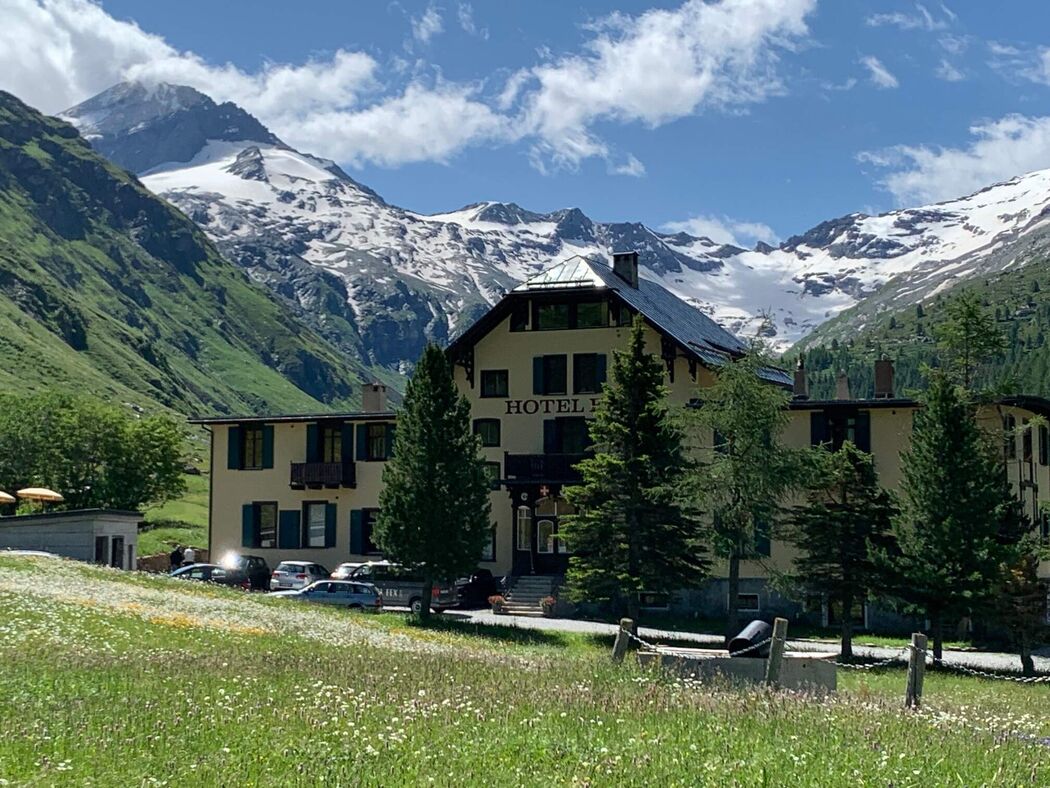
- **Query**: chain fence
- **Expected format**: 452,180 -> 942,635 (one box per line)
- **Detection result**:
623,626 -> 1050,684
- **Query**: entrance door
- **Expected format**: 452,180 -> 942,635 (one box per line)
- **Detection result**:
110,536 -> 124,569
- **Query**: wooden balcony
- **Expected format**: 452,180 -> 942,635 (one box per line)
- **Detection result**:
503,453 -> 587,482
290,461 -> 356,488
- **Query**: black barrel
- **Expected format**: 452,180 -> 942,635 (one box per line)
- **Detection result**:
728,620 -> 773,658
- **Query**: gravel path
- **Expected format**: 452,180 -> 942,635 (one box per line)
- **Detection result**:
446,609 -> 1050,674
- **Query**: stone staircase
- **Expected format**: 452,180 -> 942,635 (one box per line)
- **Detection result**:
502,574 -> 559,617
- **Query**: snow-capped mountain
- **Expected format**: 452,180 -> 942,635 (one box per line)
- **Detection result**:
63,82 -> 1050,368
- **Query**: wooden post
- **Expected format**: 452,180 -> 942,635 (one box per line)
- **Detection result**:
764,617 -> 789,686
612,617 -> 634,663
905,632 -> 928,709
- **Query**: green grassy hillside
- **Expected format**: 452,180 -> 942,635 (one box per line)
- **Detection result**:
1,555 -> 1048,784
0,91 -> 376,416
792,262 -> 1050,399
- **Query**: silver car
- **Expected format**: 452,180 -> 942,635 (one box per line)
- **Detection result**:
272,580 -> 382,611
270,560 -> 330,591
347,561 -> 457,614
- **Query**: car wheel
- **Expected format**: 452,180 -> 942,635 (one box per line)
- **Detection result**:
409,597 -> 422,615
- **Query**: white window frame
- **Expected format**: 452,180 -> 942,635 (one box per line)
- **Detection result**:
516,507 -> 531,551
536,519 -> 555,554
735,592 -> 761,613
305,502 -> 327,548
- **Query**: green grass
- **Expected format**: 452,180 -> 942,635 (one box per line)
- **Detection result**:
140,472 -> 210,555
0,556 -> 1048,785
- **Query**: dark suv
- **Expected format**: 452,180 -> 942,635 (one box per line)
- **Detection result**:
220,553 -> 271,591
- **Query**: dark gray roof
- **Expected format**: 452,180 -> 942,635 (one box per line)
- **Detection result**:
515,257 -> 790,386
189,411 -> 396,425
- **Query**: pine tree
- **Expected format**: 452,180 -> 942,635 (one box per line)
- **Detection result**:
691,348 -> 809,642
560,316 -> 707,623
374,344 -> 492,622
785,442 -> 897,660
876,372 -> 1029,659
995,552 -> 1046,676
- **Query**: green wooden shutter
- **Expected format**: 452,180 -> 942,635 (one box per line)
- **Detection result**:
325,503 -> 337,548
278,510 -> 301,549
241,503 -> 254,547
810,412 -> 827,448
755,520 -> 771,557
261,424 -> 274,469
356,423 -> 368,460
306,423 -> 319,462
533,356 -> 544,395
228,426 -> 242,470
385,423 -> 396,459
596,354 -> 607,387
543,420 -> 557,454
350,509 -> 363,554
342,422 -> 355,462
854,412 -> 871,454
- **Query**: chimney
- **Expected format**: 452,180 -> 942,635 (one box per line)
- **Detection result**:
834,370 -> 851,401
361,382 -> 388,412
793,354 -> 809,400
874,355 -> 895,399
612,250 -> 639,288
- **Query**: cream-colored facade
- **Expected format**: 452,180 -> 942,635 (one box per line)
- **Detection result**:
195,408 -> 397,570
196,253 -> 1050,616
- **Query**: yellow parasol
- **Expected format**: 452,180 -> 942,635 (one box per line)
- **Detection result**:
17,488 -> 65,503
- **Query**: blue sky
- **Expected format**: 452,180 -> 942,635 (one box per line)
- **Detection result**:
7,0 -> 1050,245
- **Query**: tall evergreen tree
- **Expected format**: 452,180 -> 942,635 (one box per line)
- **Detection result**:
785,442 -> 897,660
876,372 -> 1029,659
560,316 -> 707,623
374,345 -> 491,622
691,348 -> 809,642
995,552 -> 1047,677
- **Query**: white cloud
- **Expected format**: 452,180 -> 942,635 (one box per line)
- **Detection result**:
512,0 -> 816,170
865,4 -> 951,31
0,0 -> 507,168
860,56 -> 899,89
859,114 -> 1050,205
287,82 -> 510,167
457,3 -> 488,39
608,154 -> 646,177
936,59 -> 964,82
938,34 -> 969,55
410,4 -> 444,45
663,214 -> 778,247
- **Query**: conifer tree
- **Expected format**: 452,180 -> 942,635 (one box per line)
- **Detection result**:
935,290 -> 1006,390
785,442 -> 897,660
691,348 -> 809,642
374,344 -> 491,622
560,316 -> 707,623
876,372 -> 1029,659
995,552 -> 1046,676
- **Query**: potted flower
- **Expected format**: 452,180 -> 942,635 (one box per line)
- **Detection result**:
488,594 -> 506,614
540,595 -> 557,617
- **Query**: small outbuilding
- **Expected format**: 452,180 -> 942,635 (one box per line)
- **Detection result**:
0,509 -> 141,569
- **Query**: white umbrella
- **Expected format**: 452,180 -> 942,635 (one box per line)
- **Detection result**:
0,491 -> 14,505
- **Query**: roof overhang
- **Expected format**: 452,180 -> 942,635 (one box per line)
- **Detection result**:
189,411 -> 397,426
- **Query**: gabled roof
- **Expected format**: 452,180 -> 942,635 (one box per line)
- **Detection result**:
505,256 -> 791,386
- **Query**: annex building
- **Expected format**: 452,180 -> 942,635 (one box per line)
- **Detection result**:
195,251 -> 1050,625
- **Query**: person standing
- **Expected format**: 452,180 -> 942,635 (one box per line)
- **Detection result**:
169,545 -> 183,572
182,545 -> 196,566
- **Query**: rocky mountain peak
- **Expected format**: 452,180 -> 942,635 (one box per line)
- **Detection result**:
62,80 -> 281,175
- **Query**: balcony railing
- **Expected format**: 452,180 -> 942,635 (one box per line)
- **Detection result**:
503,453 -> 587,481
290,461 -> 356,488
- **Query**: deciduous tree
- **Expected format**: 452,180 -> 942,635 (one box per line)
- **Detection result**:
690,347 -> 809,642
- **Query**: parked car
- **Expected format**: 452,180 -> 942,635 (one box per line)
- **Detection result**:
331,562 -> 364,580
218,552 -> 271,590
171,563 -> 251,590
347,561 -> 457,614
272,580 -> 382,611
456,568 -> 502,608
270,560 -> 330,591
